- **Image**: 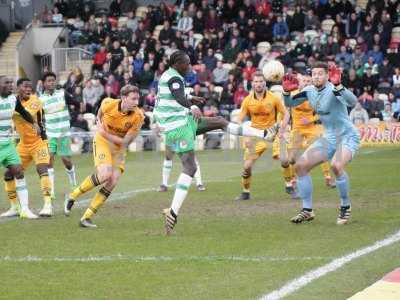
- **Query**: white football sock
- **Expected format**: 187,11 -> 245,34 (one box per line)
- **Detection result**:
66,165 -> 77,187
15,178 -> 29,210
162,159 -> 173,186
226,123 -> 264,138
171,173 -> 192,215
48,168 -> 55,196
194,159 -> 203,186
241,123 -> 265,138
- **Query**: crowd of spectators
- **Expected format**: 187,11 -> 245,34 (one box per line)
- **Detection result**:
36,0 -> 400,131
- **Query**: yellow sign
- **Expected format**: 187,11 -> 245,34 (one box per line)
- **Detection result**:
357,122 -> 400,146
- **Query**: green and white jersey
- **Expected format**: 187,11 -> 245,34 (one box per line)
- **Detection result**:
40,89 -> 71,138
154,68 -> 190,132
0,94 -> 17,145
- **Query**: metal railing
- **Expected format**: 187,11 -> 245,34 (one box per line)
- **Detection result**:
49,47 -> 93,77
40,54 -> 52,73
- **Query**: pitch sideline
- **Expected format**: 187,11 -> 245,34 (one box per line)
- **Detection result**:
260,229 -> 400,300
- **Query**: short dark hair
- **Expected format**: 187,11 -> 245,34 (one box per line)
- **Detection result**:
312,62 -> 328,72
120,84 -> 139,97
17,78 -> 31,86
42,72 -> 57,82
169,50 -> 189,67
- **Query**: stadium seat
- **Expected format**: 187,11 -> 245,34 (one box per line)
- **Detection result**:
136,6 -> 148,18
214,86 -> 223,96
356,0 -> 368,9
193,33 -> 204,41
95,17 -> 101,24
214,53 -> 223,61
348,38 -> 357,50
83,113 -> 96,128
321,19 -> 335,34
378,93 -> 389,102
223,63 -> 233,70
304,30 -> 318,43
256,41 -> 271,55
118,17 -> 128,27
67,18 -> 76,25
83,113 -> 95,121
155,25 -> 164,32
392,27 -> 400,39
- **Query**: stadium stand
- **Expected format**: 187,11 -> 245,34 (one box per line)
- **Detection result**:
16,0 -> 400,150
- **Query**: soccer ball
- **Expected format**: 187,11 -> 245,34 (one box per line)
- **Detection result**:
262,60 -> 285,83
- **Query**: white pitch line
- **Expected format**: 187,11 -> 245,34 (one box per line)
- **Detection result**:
0,254 -> 332,263
260,229 -> 400,300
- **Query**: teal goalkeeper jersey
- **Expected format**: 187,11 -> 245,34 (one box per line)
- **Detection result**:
39,89 -> 71,138
153,68 -> 190,132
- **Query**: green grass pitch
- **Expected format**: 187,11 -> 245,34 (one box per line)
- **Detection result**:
0,147 -> 399,299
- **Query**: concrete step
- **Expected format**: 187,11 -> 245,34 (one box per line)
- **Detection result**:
4,37 -> 20,42
9,31 -> 24,37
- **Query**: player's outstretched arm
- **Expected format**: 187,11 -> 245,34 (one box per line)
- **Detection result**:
329,64 -> 358,108
282,74 -> 307,107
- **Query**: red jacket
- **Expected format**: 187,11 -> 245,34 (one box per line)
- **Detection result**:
93,51 -> 107,66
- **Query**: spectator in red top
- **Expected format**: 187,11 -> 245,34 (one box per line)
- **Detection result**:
233,84 -> 249,107
92,46 -> 108,73
242,60 -> 256,81
255,0 -> 271,17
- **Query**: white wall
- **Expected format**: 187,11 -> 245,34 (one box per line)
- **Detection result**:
17,26 -> 67,83
32,27 -> 65,55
